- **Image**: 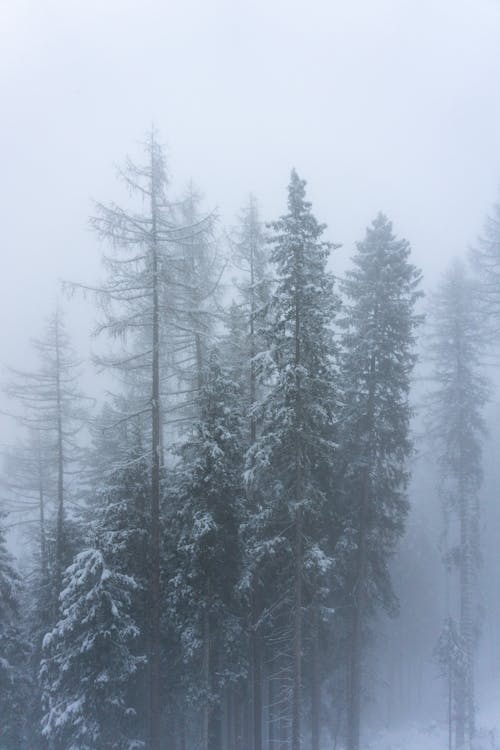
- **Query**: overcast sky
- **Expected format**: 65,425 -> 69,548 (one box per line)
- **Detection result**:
2,0 -> 500,389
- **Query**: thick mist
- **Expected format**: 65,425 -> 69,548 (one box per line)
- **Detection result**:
2,2 -> 500,750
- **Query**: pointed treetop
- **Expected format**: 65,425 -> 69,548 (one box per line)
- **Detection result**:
287,168 -> 310,215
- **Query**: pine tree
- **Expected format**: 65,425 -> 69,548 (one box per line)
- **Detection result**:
338,213 -> 422,750
40,548 -> 145,750
427,260 -> 488,750
246,170 -> 339,750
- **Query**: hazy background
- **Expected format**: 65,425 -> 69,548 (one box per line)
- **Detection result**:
2,0 -> 500,385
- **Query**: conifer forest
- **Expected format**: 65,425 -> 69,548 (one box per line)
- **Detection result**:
3,3 -> 500,750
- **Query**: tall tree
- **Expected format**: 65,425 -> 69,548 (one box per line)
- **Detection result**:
89,130 -> 212,750
338,213 -> 422,750
427,260 -> 488,750
246,170 -> 339,750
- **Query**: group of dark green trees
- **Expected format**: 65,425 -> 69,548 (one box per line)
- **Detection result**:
1,131 -> 496,750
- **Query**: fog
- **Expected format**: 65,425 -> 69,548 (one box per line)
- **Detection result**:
2,1 -> 500,749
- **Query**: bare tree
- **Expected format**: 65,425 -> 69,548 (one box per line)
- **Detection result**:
4,308 -> 87,608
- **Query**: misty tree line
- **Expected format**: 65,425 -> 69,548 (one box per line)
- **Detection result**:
0,130 -> 496,750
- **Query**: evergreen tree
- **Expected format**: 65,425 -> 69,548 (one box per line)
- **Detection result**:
427,260 -> 488,750
338,213 -> 422,750
40,549 -> 145,750
167,350 -> 245,750
246,170 -> 339,750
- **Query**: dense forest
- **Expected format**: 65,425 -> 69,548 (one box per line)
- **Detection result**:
1,130 -> 500,750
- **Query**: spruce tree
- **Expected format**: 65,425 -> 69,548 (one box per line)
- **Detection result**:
246,170 -> 339,750
338,213 -> 422,750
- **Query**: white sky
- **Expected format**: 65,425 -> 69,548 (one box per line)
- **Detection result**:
2,0 -> 500,392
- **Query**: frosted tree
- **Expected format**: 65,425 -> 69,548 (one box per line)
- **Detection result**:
4,309 -> 87,610
88,130 -> 213,749
246,170 -> 339,750
427,261 -> 488,750
338,213 -> 422,750
167,350 -> 245,750
0,513 -> 32,749
40,548 -> 145,750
